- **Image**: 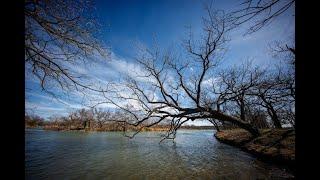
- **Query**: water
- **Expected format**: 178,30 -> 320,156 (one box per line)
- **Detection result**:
25,129 -> 294,179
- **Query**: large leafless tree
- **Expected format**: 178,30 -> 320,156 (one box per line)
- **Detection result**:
96,9 -> 263,140
93,2 -> 296,140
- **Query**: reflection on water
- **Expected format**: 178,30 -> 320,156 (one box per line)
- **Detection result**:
25,129 -> 294,179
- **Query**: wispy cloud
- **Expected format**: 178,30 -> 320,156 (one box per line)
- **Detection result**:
25,49 -> 155,118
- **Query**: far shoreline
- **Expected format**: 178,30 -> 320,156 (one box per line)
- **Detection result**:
25,125 -> 216,132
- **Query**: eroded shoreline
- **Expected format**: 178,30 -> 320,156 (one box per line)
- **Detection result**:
214,128 -> 295,174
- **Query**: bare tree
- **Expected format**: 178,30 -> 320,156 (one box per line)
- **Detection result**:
25,0 -> 109,95
68,111 -> 83,129
247,69 -> 294,128
96,9 -> 261,141
78,108 -> 94,129
25,113 -> 45,127
226,0 -> 295,128
265,40 -> 295,127
214,61 -> 265,122
93,108 -> 111,128
198,59 -> 293,130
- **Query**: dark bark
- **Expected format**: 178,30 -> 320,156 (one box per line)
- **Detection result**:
191,109 -> 260,136
98,121 -> 103,128
209,119 -> 220,131
210,111 -> 260,137
239,97 -> 246,121
261,95 -> 282,128
270,110 -> 282,128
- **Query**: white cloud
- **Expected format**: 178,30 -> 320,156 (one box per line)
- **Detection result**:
202,77 -> 221,87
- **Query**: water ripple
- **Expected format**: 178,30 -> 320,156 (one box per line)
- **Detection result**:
26,129 -> 294,179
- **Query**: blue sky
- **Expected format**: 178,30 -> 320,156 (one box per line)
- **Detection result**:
25,0 -> 294,125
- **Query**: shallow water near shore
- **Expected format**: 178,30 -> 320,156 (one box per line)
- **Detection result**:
25,129 -> 294,179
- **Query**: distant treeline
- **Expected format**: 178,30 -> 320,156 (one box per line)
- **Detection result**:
25,114 -> 45,128
25,109 -> 215,132
180,126 -> 215,130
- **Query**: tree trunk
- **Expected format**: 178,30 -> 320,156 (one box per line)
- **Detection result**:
271,114 -> 282,128
240,102 -> 246,121
261,95 -> 282,128
238,95 -> 246,121
267,108 -> 282,128
209,110 -> 260,137
99,121 -> 103,128
209,119 -> 220,131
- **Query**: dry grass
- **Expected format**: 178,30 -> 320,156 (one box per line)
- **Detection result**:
215,129 -> 253,145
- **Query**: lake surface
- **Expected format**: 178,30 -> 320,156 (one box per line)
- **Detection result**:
25,129 -> 294,179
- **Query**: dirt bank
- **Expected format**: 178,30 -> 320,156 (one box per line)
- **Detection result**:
214,128 -> 295,169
